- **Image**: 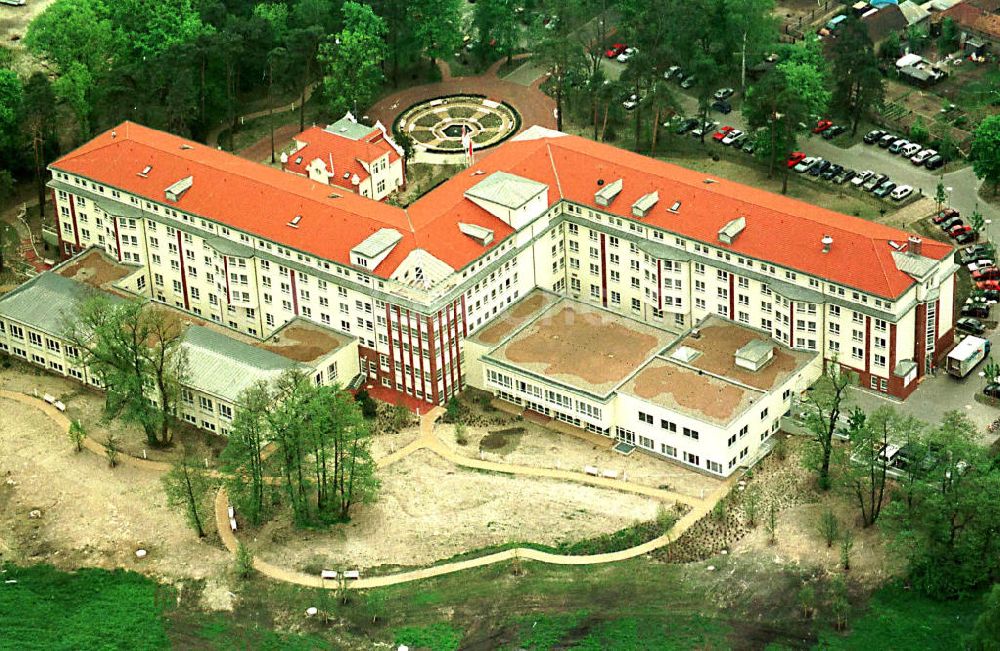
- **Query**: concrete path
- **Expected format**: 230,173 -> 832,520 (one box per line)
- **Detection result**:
1,387 -> 732,590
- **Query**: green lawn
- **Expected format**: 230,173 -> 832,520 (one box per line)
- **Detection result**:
817,583 -> 983,650
0,563 -> 170,650
1,561 -> 985,650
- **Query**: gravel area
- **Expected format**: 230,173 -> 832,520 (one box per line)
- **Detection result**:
253,449 -> 661,572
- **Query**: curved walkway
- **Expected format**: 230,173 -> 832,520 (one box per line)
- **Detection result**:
2,389 -> 733,590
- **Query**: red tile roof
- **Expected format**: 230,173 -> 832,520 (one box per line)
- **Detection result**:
52,122 -> 950,298
940,2 -> 1000,37
283,125 -> 399,187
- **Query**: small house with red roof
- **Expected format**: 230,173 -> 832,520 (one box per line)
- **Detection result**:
281,113 -> 405,201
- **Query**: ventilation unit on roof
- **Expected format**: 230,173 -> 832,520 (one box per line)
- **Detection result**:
595,178 -> 623,207
821,234 -> 833,254
703,178 -> 717,184
343,172 -> 350,179
165,176 -> 193,202
179,144 -> 194,151
458,222 -> 495,246
287,215 -> 303,228
472,170 -> 486,176
889,240 -> 902,250
718,217 -> 746,245
294,156 -> 303,165
668,200 -> 681,214
328,192 -> 342,199
137,165 -> 152,178
632,191 -> 659,218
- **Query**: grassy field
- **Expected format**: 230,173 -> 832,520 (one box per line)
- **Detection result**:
0,561 -> 987,650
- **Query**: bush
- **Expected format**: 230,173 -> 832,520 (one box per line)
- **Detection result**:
68,420 -> 86,453
444,396 -> 462,423
454,423 -> 468,446
234,542 -> 254,579
772,436 -> 788,462
354,389 -> 377,419
104,433 -> 121,468
818,508 -> 840,548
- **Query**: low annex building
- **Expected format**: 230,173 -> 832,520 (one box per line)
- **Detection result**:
0,249 -> 359,435
281,113 -> 405,201
465,292 -> 819,475
40,120 -> 958,476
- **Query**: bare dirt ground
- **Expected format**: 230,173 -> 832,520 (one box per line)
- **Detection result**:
733,495 -> 897,589
251,449 -> 661,573
0,396 -> 231,585
0,1 -> 55,74
437,421 -> 722,500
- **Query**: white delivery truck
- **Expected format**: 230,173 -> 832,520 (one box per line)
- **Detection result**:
946,335 -> 991,378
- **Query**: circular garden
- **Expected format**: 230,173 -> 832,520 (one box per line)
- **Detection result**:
394,94 -> 521,154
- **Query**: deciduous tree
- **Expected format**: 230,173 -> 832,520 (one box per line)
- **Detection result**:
319,1 -> 388,117
830,16 -> 884,135
221,381 -> 273,527
410,0 -> 463,69
162,452 -> 213,537
972,115 -> 1000,195
801,360 -> 856,490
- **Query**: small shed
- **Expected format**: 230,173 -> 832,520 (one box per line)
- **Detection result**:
735,340 -> 775,372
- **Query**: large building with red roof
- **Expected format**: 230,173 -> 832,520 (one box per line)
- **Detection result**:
43,121 -> 958,474
281,113 -> 405,201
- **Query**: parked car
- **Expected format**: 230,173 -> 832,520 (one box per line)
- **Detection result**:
721,128 -> 744,145
712,126 -> 735,141
972,267 -> 1000,282
979,289 -> 1000,303
976,279 -> 1000,291
674,117 -> 699,134
622,94 -> 640,110
888,139 -> 910,154
933,208 -> 960,224
864,129 -> 885,144
834,169 -> 856,184
863,173 -> 887,191
925,154 -> 945,170
959,245 -> 993,264
962,302 -> 991,319
957,231 -> 980,245
691,120 -> 718,137
617,47 -> 637,63
941,216 -> 963,230
821,163 -> 843,180
664,65 -> 683,79
711,99 -> 732,114
714,87 -> 735,100
890,185 -> 914,201
794,156 -> 817,173
949,224 -> 973,238
900,142 -> 922,158
873,180 -> 897,198
606,43 -> 627,58
958,317 -> 986,335
812,119 -> 833,133
911,148 -> 937,165
851,170 -> 874,187
822,125 -> 847,140
808,159 -> 830,176
787,151 -> 807,168
983,384 -> 1000,400
878,133 -> 897,148
680,75 -> 696,89
742,139 -> 756,154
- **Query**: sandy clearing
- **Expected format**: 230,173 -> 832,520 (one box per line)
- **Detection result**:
252,449 -> 662,572
0,396 -> 229,582
437,421 -> 723,500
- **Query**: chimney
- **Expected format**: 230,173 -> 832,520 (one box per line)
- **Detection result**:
908,235 -> 922,256
821,234 -> 833,254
